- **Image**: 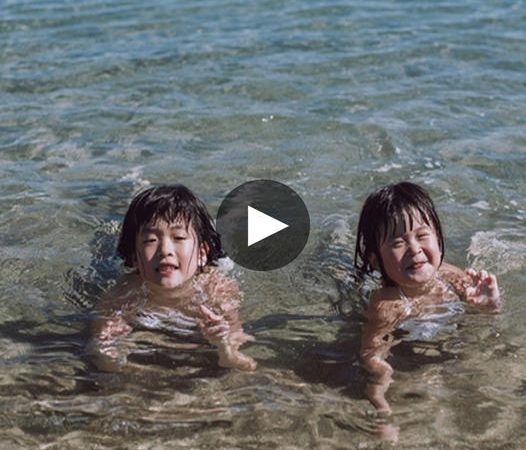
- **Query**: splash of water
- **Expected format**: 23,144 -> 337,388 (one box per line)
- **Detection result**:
467,230 -> 525,274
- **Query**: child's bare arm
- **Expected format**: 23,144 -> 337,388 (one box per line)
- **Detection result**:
198,304 -> 231,343
361,289 -> 407,413
198,269 -> 257,371
89,313 -> 133,372
198,304 -> 257,371
91,277 -> 137,340
88,276 -> 139,371
361,340 -> 394,412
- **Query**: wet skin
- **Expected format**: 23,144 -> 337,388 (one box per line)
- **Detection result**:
361,214 -> 501,414
90,219 -> 257,372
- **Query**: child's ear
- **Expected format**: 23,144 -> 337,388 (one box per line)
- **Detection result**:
199,243 -> 209,267
368,253 -> 380,270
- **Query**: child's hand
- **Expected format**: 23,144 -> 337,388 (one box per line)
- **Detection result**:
98,314 -> 133,341
89,314 -> 132,371
198,304 -> 230,343
465,268 -> 501,311
198,304 -> 257,371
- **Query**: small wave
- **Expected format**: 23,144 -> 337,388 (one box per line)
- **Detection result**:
63,221 -> 122,311
375,162 -> 403,173
118,166 -> 151,191
317,215 -> 369,319
467,230 -> 525,274
216,256 -> 235,273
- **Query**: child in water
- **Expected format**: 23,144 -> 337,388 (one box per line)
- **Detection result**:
355,182 -> 501,413
90,184 -> 257,372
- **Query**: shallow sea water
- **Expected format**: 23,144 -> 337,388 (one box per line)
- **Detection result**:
1,0 -> 525,448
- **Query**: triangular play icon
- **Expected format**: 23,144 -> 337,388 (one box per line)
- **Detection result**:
247,206 -> 289,246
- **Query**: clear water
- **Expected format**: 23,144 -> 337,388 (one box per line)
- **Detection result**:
1,0 -> 525,447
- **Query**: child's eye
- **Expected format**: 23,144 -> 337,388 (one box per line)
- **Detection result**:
141,234 -> 158,244
417,232 -> 430,240
173,234 -> 187,241
391,239 -> 405,248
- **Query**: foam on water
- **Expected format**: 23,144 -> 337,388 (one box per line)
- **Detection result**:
118,166 -> 151,191
467,230 -> 526,274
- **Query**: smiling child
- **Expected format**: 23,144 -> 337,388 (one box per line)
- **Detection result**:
355,181 -> 501,413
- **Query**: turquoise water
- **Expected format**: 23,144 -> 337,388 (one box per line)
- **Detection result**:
1,0 -> 525,447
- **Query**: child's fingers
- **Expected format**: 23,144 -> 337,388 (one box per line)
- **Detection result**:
198,305 -> 231,338
200,321 -> 230,339
199,304 -> 222,323
100,317 -> 132,340
476,270 -> 497,290
480,271 -> 494,286
204,323 -> 230,336
466,268 -> 495,286
487,273 -> 500,296
465,270 -> 501,309
465,268 -> 479,284
488,273 -> 497,286
465,286 -> 478,304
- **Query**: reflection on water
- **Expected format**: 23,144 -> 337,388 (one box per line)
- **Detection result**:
3,291 -> 525,448
2,215 -> 524,448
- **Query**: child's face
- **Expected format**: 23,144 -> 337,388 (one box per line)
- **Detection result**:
133,219 -> 207,289
376,212 -> 442,292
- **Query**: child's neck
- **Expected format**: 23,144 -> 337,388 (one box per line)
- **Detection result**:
143,276 -> 197,306
398,275 -> 439,300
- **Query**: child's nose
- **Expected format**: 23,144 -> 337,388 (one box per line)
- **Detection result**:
408,239 -> 421,255
160,237 -> 176,256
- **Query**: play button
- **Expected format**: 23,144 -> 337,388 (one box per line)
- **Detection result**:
216,180 -> 310,271
247,206 -> 288,246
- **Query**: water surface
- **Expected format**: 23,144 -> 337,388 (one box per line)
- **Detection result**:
1,0 -> 525,448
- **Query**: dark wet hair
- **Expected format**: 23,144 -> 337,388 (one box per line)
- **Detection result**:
354,181 -> 444,286
117,184 -> 224,267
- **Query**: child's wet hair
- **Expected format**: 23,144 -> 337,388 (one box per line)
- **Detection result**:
354,181 -> 444,285
117,184 -> 224,267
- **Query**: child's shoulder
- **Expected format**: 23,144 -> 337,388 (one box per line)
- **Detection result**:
367,287 -> 407,320
438,262 -> 470,297
196,264 -> 243,312
197,264 -> 237,287
439,262 -> 465,277
369,286 -> 401,304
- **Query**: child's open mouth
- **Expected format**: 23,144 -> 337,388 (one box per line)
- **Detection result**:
408,261 -> 426,271
157,263 -> 179,275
